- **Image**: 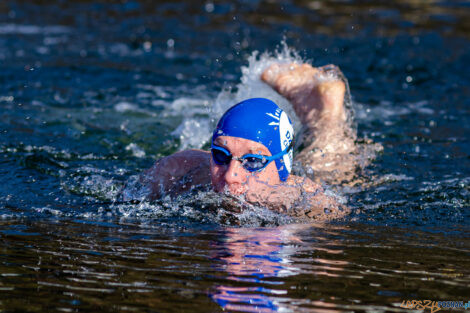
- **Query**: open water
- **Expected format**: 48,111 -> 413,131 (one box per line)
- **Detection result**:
0,0 -> 469,312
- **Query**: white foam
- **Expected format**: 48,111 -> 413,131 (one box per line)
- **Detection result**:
160,97 -> 211,149
114,101 -> 156,116
0,96 -> 14,102
125,143 -> 146,158
114,102 -> 138,112
211,44 -> 303,135
0,24 -> 71,35
113,189 -> 297,227
171,117 -> 212,150
43,36 -> 68,45
169,97 -> 210,115
355,100 -> 433,123
61,173 -> 122,202
168,44 -> 308,150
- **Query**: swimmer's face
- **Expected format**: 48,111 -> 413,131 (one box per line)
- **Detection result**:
210,136 -> 281,196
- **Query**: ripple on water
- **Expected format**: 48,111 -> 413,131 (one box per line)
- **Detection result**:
0,24 -> 71,35
4,220 -> 468,312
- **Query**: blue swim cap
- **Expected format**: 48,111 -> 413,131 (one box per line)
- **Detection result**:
212,98 -> 294,181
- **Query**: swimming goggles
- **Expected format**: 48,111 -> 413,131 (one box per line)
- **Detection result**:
211,140 -> 293,172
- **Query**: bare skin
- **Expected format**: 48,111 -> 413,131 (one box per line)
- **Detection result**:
261,63 -> 357,184
123,62 -> 353,220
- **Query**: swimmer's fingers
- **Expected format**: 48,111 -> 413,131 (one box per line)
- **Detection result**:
318,64 -> 339,72
261,62 -> 306,86
260,64 -> 278,86
263,63 -> 343,86
261,62 -> 322,100
261,63 -> 291,86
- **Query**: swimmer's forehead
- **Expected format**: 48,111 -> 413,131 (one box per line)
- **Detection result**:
214,136 -> 271,155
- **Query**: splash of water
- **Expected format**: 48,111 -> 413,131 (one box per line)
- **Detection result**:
170,43 -> 306,150
51,43 -> 382,226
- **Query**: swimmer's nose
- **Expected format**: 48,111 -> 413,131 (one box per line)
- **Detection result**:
223,159 -> 247,188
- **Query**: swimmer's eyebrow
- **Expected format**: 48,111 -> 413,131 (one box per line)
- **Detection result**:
247,146 -> 269,155
243,144 -> 272,156
213,137 -> 226,148
213,138 -> 270,155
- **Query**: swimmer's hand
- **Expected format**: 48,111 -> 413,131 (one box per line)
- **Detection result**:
243,175 -> 348,221
286,175 -> 349,221
261,62 -> 347,124
244,181 -> 301,214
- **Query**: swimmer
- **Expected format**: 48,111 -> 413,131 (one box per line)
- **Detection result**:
122,63 -> 356,220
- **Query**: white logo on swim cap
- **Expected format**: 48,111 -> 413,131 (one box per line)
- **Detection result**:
266,108 -> 282,126
279,111 -> 293,173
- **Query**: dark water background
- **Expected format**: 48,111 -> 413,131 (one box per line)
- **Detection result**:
1,0 -> 469,312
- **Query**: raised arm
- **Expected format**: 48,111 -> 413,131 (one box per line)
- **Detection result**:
261,63 -> 357,184
262,63 -> 347,126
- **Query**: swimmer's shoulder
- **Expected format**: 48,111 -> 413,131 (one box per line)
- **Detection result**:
140,149 -> 211,199
162,149 -> 210,161
152,149 -> 210,177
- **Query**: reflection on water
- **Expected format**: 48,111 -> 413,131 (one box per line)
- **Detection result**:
211,226 -> 301,312
1,220 -> 469,312
210,225 -> 356,312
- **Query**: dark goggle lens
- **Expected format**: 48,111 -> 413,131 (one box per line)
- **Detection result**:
211,147 -> 270,172
242,156 -> 269,171
211,148 -> 231,165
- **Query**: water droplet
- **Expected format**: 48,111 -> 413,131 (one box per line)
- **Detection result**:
143,41 -> 152,52
205,2 -> 214,13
